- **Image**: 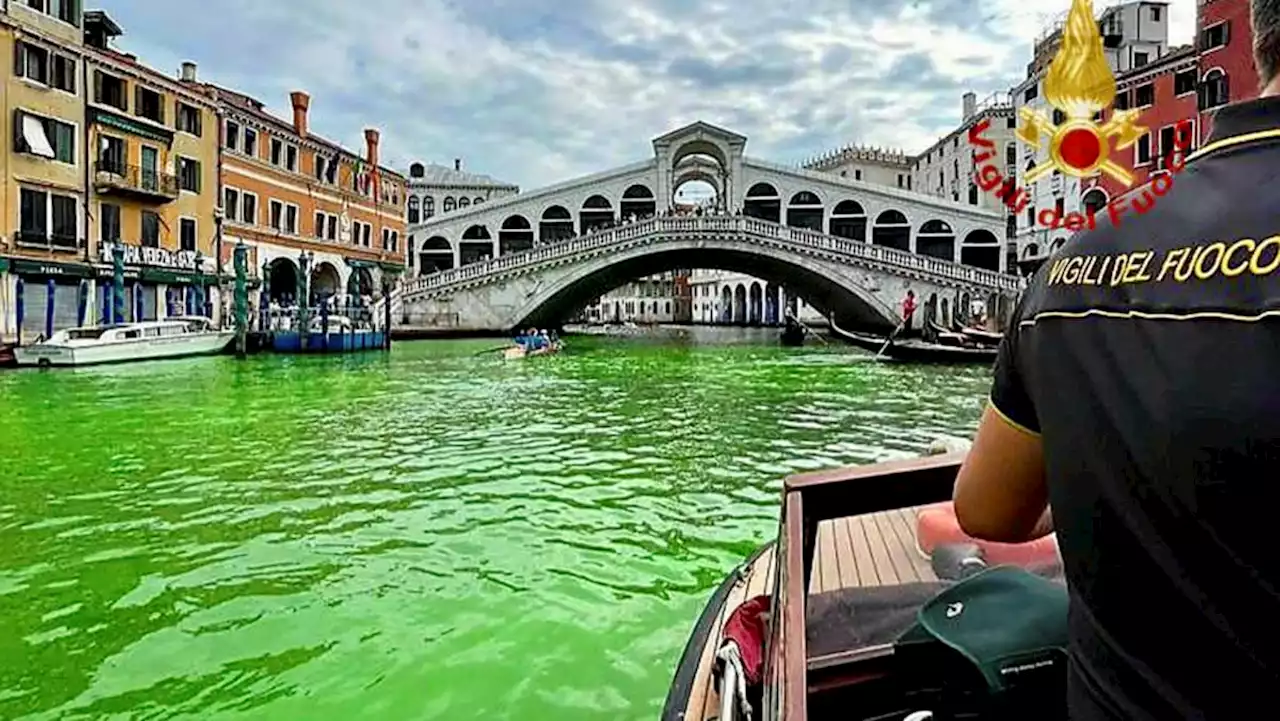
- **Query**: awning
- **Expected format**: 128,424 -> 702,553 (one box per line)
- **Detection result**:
11,258 -> 93,277
21,114 -> 56,159
139,268 -> 217,285
89,107 -> 174,144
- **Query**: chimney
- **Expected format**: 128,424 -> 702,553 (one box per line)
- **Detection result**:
180,61 -> 197,82
454,158 -> 461,171
290,91 -> 311,137
364,128 -> 380,168
962,91 -> 977,121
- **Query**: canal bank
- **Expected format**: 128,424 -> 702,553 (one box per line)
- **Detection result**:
0,333 -> 990,720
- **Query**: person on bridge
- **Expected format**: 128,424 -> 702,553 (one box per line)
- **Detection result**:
954,4 -> 1280,718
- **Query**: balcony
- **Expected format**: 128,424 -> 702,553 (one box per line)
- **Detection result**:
14,231 -> 79,252
94,162 -> 179,202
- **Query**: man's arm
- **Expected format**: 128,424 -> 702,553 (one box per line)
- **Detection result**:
953,404 -> 1050,543
953,303 -> 1052,544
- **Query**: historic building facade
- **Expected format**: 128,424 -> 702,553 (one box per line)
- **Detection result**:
1197,0 -> 1254,141
207,83 -> 406,316
0,0 -> 88,342
81,11 -> 221,324
405,159 -> 518,274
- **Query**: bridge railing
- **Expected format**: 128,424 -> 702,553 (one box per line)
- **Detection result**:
398,216 -> 1022,298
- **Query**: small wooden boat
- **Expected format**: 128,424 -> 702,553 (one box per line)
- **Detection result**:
663,454 -> 1068,721
14,317 -> 233,367
829,321 -> 997,364
503,342 -> 561,360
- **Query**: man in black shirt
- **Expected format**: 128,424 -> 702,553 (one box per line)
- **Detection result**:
953,3 -> 1280,718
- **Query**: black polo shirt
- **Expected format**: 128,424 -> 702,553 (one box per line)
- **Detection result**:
992,95 -> 1280,720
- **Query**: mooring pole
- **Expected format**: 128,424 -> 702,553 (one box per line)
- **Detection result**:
233,241 -> 248,358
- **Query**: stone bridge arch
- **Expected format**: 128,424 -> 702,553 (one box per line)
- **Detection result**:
506,237 -> 899,331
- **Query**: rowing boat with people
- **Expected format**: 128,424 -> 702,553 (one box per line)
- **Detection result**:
662,449 -> 1067,721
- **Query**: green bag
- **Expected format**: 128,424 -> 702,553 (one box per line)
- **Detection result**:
910,565 -> 1069,693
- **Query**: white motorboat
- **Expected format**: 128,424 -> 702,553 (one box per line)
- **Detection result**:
14,317 -> 234,367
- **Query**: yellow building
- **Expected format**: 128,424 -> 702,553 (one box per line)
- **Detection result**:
81,10 -> 220,324
0,2 -> 88,343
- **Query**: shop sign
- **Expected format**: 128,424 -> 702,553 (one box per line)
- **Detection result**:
99,241 -> 201,271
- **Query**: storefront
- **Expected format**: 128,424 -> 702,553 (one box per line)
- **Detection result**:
96,242 -> 218,324
3,258 -> 96,343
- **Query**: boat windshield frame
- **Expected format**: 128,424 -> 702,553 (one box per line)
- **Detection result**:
765,452 -> 965,721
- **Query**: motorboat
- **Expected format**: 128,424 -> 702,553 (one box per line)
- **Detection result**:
14,317 -> 234,367
663,453 -> 1067,721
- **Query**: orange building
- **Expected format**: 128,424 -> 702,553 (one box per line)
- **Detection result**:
196,83 -> 406,314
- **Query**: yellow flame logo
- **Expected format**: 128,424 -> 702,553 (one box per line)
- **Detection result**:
1018,0 -> 1146,186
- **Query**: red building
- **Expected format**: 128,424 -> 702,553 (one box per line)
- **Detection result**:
1087,46 -> 1199,211
1197,0 -> 1256,141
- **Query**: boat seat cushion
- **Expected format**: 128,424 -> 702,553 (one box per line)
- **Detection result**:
916,502 -> 1060,569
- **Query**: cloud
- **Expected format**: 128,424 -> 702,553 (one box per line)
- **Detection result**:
97,0 -> 1197,191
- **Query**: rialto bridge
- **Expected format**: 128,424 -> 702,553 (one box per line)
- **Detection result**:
395,122 -> 1022,332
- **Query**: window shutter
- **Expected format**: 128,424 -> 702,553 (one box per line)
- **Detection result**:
193,160 -> 201,193
134,84 -> 142,114
13,41 -> 23,79
1223,21 -> 1231,45
93,69 -> 102,103
12,109 -> 25,153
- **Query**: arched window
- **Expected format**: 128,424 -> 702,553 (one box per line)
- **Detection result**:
458,197 -> 471,208
423,197 -> 435,219
968,184 -> 979,205
443,196 -> 456,212
1200,69 -> 1229,110
474,196 -> 484,204
407,196 -> 420,224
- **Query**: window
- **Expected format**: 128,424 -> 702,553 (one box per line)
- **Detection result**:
1026,206 -> 1036,227
1158,125 -> 1176,165
135,86 -> 164,123
390,231 -> 398,252
1007,116 -> 1016,129
15,41 -> 48,85
225,120 -> 239,150
458,197 -> 471,208
15,110 -> 74,163
177,103 -> 202,135
224,188 -> 239,220
19,188 -> 47,240
97,134 -> 124,173
362,223 -> 372,247
1200,22 -> 1229,52
1055,197 -> 1064,216
969,184 -> 979,205
1200,70 -> 1230,110
100,202 -> 120,242
1151,6 -> 1160,21
1005,143 -> 1017,166
241,192 -> 258,225
23,0 -> 81,25
1174,69 -> 1196,96
423,197 -> 435,218
896,174 -> 904,188
51,54 -> 75,93
270,137 -> 283,165
315,211 -> 326,238
1024,84 -> 1038,102
443,196 -> 456,212
94,70 -> 127,110
243,128 -> 257,156
180,218 -> 196,252
1135,83 -> 1154,107
1115,91 -> 1130,110
285,204 -> 298,234
315,155 -> 327,182
269,199 -> 283,230
408,197 -> 420,224
141,210 -> 160,247
177,157 -> 200,193
285,145 -> 297,172
854,169 -> 862,180
1135,133 -> 1152,165
1134,51 -> 1148,68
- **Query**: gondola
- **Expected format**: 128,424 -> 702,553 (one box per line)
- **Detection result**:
662,453 -> 1068,721
781,317 -> 806,346
828,320 -> 998,364
959,326 -> 1003,346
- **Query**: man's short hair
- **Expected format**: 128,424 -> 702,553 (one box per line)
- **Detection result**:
1255,0 -> 1280,84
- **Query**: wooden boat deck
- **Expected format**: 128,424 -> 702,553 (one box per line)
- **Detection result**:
681,508 -> 936,720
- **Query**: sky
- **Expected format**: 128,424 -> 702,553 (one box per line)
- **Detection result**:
97,0 -> 1196,191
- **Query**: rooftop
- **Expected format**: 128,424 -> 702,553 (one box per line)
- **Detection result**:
408,162 -> 518,189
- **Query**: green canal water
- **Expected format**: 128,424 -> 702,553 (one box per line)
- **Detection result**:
0,329 -> 991,721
